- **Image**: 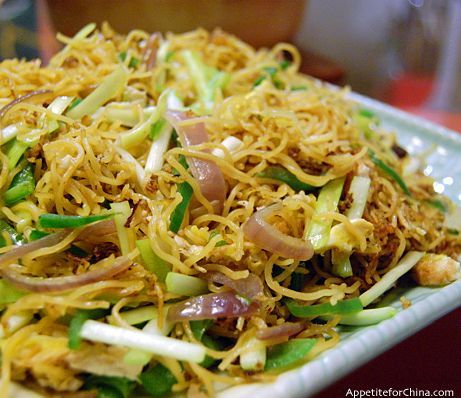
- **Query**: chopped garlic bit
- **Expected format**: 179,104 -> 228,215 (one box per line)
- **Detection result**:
412,253 -> 461,286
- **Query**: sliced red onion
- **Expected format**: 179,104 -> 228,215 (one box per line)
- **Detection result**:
144,32 -> 161,70
243,203 -> 314,261
256,322 -> 304,340
0,89 -> 53,120
76,219 -> 117,240
1,255 -> 132,293
167,291 -> 259,322
0,229 -> 72,268
205,272 -> 263,299
165,110 -> 226,213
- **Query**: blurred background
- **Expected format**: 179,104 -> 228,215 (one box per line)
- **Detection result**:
0,0 -> 460,396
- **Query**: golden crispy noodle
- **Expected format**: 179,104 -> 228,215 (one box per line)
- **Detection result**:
0,25 -> 459,397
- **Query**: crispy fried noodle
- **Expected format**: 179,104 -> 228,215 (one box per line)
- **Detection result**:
0,24 -> 459,398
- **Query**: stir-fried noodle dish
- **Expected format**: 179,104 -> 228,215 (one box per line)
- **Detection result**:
0,24 -> 459,397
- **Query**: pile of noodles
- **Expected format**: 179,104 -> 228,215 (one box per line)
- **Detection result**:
0,24 -> 459,397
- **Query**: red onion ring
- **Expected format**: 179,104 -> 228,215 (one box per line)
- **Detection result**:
0,229 -> 72,268
0,89 -> 53,120
205,271 -> 264,299
256,322 -> 304,340
144,32 -> 161,70
1,255 -> 132,293
243,203 -> 314,260
167,291 -> 259,322
165,110 -> 226,213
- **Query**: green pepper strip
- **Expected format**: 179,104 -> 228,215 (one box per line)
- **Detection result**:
38,212 -> 115,229
425,199 -> 448,213
85,375 -> 135,398
265,338 -> 316,371
169,182 -> 193,233
285,297 -> 363,318
68,308 -> 108,349
140,363 -> 177,397
0,279 -> 27,305
368,149 -> 411,196
190,320 -> 222,368
3,163 -> 35,206
256,166 -> 316,192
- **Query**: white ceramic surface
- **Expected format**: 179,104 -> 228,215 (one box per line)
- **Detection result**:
218,93 -> 461,398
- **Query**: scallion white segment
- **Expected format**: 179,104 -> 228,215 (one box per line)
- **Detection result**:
145,122 -> 173,174
80,320 -> 205,363
345,175 -> 371,220
360,251 -> 425,307
240,336 -> 266,371
0,124 -> 20,145
48,96 -> 74,115
116,146 -> 146,187
211,136 -> 244,159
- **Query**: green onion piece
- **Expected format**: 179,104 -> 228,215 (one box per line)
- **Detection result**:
291,85 -> 307,91
118,91 -> 168,149
149,119 -> 167,140
265,338 -> 316,371
447,228 -> 459,235
331,250 -> 353,278
136,239 -> 171,282
360,251 -> 424,307
67,65 -> 128,119
38,212 -> 114,229
118,51 -> 139,68
345,175 -> 371,220
0,124 -> 20,145
256,165 -> 316,192
307,177 -> 345,252
190,319 -> 213,341
240,336 -> 266,371
0,219 -> 25,246
85,375 -> 135,398
286,297 -> 363,318
368,149 -> 411,196
262,66 -> 278,77
169,182 -> 193,233
3,163 -> 35,206
0,279 -> 27,305
253,75 -> 266,87
426,199 -> 448,213
68,98 -> 82,112
110,201 -> 135,256
4,138 -> 29,170
279,59 -> 291,70
183,50 -> 229,114
140,364 -> 176,397
108,305 -> 157,326
68,308 -> 108,349
359,109 -> 375,118
336,307 -> 397,325
165,272 -> 208,296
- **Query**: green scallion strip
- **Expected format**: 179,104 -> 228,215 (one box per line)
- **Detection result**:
4,139 -> 29,170
285,297 -> 363,318
256,165 -> 316,192
165,272 -> 208,296
368,149 -> 411,196
425,199 -> 448,213
307,177 -> 345,252
136,239 -> 171,282
68,308 -> 108,350
265,338 -> 316,371
38,212 -> 114,229
3,163 -> 35,206
336,307 -> 397,325
169,182 -> 193,233
67,64 -> 128,119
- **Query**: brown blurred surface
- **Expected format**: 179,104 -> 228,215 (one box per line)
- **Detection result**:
45,0 -> 306,48
315,307 -> 461,397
